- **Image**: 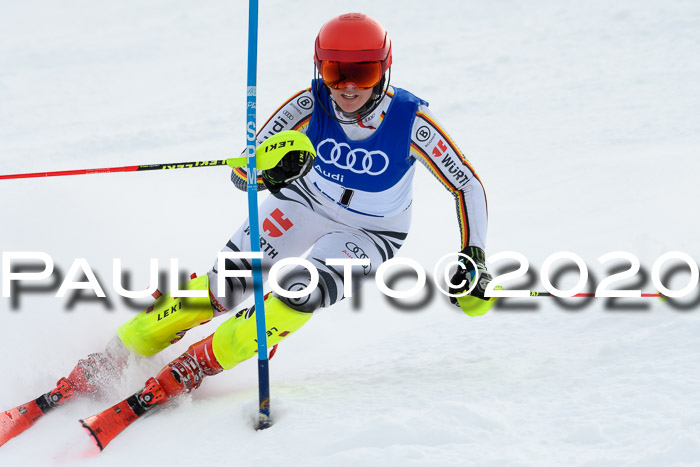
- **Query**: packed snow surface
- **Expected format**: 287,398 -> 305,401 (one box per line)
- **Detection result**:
1,1 -> 699,465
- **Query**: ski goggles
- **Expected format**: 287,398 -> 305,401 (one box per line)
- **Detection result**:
319,60 -> 384,90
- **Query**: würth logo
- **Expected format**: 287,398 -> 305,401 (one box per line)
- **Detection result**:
432,140 -> 448,158
263,208 -> 294,238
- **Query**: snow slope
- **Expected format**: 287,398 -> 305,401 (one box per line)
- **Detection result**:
1,0 -> 699,465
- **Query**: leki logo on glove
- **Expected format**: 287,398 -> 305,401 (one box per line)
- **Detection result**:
316,138 -> 389,175
262,209 -> 293,238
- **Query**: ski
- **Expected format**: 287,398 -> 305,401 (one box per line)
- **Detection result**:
80,377 -> 165,451
0,378 -> 74,447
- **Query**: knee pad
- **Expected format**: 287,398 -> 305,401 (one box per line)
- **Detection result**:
212,294 -> 312,370
277,286 -> 324,313
274,261 -> 335,312
117,275 -> 214,357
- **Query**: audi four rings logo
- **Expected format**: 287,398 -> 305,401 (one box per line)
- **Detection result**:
316,138 -> 390,175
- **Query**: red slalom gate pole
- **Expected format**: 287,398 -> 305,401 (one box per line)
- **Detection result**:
527,291 -> 665,299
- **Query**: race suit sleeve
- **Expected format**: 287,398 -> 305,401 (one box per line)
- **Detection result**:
410,105 -> 488,251
230,88 -> 315,191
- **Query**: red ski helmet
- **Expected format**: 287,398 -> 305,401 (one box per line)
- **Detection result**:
314,13 -> 393,85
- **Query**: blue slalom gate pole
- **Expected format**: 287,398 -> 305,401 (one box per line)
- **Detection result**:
245,0 -> 272,430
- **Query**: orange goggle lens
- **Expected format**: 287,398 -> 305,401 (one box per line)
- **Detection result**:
320,61 -> 383,90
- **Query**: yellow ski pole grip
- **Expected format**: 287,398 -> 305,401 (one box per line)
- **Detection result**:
226,130 -> 317,170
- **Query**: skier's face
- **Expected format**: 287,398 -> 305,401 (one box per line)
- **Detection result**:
329,83 -> 374,114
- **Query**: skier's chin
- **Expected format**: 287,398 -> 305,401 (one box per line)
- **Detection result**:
335,99 -> 366,114
330,88 -> 373,115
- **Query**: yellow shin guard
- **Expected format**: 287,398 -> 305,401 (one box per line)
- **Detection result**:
117,275 -> 214,357
212,295 -> 312,370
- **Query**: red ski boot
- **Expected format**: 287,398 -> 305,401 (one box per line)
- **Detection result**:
1,338 -> 130,447
154,333 -> 224,398
66,337 -> 130,396
80,333 -> 223,450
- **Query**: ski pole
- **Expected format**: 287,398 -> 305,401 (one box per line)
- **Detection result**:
0,154 -> 278,181
244,0 -> 272,431
0,131 -> 316,182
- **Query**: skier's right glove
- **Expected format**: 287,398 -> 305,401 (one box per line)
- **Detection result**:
448,246 -> 497,316
262,150 -> 314,193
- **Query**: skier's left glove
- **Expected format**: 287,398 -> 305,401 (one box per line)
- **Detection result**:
448,246 -> 497,316
262,150 -> 314,193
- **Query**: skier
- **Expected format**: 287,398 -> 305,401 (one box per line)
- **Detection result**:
1,12 -> 492,448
